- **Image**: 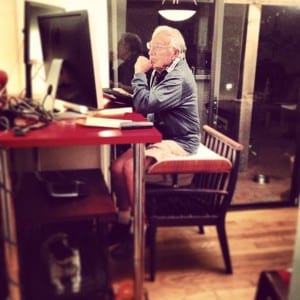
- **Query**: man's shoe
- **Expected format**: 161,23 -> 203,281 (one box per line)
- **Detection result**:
110,234 -> 133,260
108,222 -> 131,246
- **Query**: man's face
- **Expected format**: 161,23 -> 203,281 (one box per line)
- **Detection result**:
118,40 -> 130,61
148,32 -> 178,72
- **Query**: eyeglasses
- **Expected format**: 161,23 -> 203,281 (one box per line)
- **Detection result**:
146,41 -> 172,52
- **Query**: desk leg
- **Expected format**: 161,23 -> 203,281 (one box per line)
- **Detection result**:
133,143 -> 146,300
0,149 -> 21,300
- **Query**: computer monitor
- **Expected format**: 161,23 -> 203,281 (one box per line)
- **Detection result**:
24,1 -> 65,99
38,10 -> 103,111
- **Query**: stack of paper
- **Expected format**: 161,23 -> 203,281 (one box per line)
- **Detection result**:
83,116 -> 133,128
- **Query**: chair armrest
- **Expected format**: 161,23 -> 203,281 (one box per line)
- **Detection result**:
203,125 -> 244,151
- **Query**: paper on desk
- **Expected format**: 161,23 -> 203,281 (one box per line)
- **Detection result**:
81,116 -> 133,128
93,107 -> 133,117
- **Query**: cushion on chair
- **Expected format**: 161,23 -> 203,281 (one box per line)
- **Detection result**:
147,143 -> 232,174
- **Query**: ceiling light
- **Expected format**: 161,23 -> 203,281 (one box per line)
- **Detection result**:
159,0 -> 197,22
158,9 -> 196,21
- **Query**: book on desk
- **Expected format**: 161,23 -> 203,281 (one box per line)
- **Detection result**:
77,116 -> 153,129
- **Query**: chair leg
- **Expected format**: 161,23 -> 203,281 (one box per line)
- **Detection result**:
198,225 -> 205,234
216,223 -> 233,274
148,225 -> 157,281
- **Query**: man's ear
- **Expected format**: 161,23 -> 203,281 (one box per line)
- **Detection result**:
172,48 -> 180,59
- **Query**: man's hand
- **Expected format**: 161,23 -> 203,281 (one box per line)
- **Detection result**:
134,56 -> 152,74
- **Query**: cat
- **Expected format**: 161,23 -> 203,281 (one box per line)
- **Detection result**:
41,232 -> 81,294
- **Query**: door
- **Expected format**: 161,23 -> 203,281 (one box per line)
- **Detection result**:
213,1 -> 300,206
248,3 -> 300,205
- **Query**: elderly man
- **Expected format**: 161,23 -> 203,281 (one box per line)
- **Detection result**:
109,25 -> 200,258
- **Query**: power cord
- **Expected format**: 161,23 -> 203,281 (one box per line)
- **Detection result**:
41,84 -> 53,108
0,116 -> 10,131
6,87 -> 54,136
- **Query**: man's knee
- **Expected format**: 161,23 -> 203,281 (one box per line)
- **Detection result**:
111,148 -> 133,175
123,159 -> 133,177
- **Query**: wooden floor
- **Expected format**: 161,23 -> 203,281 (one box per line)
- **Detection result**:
109,207 -> 298,300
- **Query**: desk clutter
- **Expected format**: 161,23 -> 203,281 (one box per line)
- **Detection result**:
0,95 -> 53,134
0,93 -> 151,135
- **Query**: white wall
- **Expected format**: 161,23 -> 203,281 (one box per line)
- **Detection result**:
0,1 -> 23,95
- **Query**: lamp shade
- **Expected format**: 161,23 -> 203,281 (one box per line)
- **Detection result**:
158,9 -> 196,21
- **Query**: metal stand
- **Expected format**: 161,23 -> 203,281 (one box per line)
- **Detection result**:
0,148 -> 21,300
133,143 -> 148,300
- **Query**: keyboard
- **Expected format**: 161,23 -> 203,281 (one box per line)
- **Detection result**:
102,88 -> 133,106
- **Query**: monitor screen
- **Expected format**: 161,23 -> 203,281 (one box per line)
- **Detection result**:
24,1 -> 65,98
38,10 -> 103,110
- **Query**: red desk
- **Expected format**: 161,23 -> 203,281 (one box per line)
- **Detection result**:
0,112 -> 161,300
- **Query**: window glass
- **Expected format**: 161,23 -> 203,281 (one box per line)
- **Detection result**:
220,4 -> 248,100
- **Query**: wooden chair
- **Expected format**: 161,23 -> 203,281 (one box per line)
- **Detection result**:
145,125 -> 243,281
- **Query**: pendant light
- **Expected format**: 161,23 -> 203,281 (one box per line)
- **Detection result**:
158,0 -> 197,22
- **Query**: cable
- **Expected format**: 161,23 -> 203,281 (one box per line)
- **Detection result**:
0,117 -> 10,131
41,84 -> 53,111
6,90 -> 54,136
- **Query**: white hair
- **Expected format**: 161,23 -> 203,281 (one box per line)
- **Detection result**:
152,25 -> 186,57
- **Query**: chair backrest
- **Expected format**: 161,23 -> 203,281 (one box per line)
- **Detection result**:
190,125 -> 243,214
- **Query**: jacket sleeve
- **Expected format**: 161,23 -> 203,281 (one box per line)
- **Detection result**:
131,72 -> 183,115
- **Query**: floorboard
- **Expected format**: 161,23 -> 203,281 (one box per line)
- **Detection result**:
109,207 -> 298,300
